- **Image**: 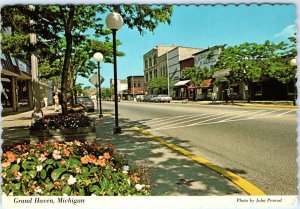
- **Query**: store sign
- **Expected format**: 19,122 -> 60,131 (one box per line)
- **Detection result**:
17,60 -> 29,73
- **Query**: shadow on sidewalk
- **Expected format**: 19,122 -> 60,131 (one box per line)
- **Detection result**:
94,115 -> 246,196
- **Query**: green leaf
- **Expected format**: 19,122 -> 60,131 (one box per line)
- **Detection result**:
29,170 -> 37,178
89,185 -> 100,193
78,188 -> 85,196
82,167 -> 89,177
62,185 -> 72,195
40,170 -> 47,179
13,183 -> 21,190
45,159 -> 54,164
51,168 -> 67,181
100,177 -> 110,191
11,164 -> 20,171
89,167 -> 98,174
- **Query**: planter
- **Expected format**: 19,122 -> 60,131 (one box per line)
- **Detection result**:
30,125 -> 96,144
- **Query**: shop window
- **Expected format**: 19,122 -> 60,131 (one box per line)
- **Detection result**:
254,82 -> 262,96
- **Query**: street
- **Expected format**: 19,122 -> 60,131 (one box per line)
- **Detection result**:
102,101 -> 298,195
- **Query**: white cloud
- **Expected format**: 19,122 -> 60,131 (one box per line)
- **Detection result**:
274,24 -> 297,38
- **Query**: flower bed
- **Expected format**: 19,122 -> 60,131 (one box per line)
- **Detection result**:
29,114 -> 96,142
1,141 -> 150,196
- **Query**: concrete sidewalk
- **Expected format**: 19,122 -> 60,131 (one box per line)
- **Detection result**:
1,107 -> 251,196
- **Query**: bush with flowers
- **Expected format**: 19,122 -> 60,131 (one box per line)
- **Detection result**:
1,140 -> 150,196
30,113 -> 93,131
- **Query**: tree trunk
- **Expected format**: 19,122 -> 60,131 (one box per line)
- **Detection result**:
247,82 -> 251,103
69,76 -> 75,107
60,6 -> 75,115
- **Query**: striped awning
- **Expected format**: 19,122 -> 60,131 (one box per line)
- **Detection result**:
174,80 -> 190,87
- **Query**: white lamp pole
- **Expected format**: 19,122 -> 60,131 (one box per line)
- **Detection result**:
290,57 -> 297,106
106,12 -> 123,134
93,52 -> 104,118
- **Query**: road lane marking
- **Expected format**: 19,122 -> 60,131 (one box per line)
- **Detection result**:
219,110 -> 265,122
145,115 -> 194,124
149,114 -> 208,127
153,114 -> 230,131
151,114 -> 211,130
246,109 -> 282,119
132,127 -> 266,196
275,109 -> 297,117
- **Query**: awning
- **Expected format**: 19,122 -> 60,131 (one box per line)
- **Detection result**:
174,80 -> 190,87
1,77 -> 11,82
201,79 -> 212,88
187,79 -> 212,89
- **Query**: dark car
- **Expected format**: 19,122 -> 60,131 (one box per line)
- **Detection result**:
144,95 -> 157,102
76,96 -> 95,112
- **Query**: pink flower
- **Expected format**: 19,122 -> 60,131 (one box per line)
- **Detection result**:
38,154 -> 47,162
52,150 -> 61,160
13,171 -> 22,180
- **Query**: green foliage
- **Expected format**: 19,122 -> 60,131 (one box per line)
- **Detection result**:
214,40 -> 295,85
181,66 -> 213,85
148,77 -> 168,93
1,141 -> 151,196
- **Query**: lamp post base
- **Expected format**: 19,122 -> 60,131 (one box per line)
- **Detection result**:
99,114 -> 103,118
113,126 -> 122,134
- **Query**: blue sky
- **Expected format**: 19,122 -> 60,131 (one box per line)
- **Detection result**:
77,4 -> 297,88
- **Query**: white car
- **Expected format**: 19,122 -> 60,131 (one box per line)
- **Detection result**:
153,95 -> 172,103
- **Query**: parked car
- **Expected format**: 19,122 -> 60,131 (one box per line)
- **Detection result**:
76,96 -> 95,112
144,95 -> 157,102
136,95 -> 144,102
153,95 -> 172,103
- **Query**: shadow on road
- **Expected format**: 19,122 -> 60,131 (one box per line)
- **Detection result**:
95,114 -> 246,195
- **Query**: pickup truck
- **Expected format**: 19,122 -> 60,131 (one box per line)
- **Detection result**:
153,95 -> 172,103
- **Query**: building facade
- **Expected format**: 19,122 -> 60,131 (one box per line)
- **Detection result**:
143,45 -> 177,95
127,76 -> 144,100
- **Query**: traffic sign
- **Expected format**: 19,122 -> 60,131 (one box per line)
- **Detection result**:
89,74 -> 104,87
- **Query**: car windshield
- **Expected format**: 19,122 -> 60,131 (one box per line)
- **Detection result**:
77,97 -> 91,103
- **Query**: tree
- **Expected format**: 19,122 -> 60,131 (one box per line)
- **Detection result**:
1,5 -> 173,115
214,41 -> 289,103
181,66 -> 213,86
148,77 -> 168,94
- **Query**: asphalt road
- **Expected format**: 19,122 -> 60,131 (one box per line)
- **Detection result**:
102,101 -> 298,195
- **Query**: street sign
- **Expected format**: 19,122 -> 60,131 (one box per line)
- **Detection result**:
89,74 -> 104,87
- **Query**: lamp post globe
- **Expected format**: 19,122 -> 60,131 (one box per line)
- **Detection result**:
106,12 -> 124,30
290,57 -> 297,67
290,56 -> 297,106
106,12 -> 123,134
93,52 -> 104,118
93,52 -> 103,62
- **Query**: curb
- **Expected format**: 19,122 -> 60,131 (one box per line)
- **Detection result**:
132,126 -> 266,196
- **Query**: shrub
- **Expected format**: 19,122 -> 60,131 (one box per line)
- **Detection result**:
29,114 -> 93,131
1,141 -> 150,196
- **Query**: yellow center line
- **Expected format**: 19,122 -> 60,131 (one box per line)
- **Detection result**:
132,126 -> 266,196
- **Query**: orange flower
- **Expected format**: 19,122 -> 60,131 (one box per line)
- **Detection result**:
103,152 -> 111,160
94,173 -> 99,181
80,155 -> 89,164
4,151 -> 17,163
96,158 -> 107,167
76,167 -> 82,174
63,149 -> 70,157
129,173 -> 140,184
60,160 -> 65,166
89,155 -> 97,164
53,182 -> 61,189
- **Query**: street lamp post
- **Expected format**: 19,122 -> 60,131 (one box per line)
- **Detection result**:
106,12 -> 123,134
93,52 -> 104,118
290,57 -> 297,106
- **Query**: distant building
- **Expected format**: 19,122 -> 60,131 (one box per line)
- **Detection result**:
143,45 -> 203,97
110,79 -> 128,100
127,76 -> 144,100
